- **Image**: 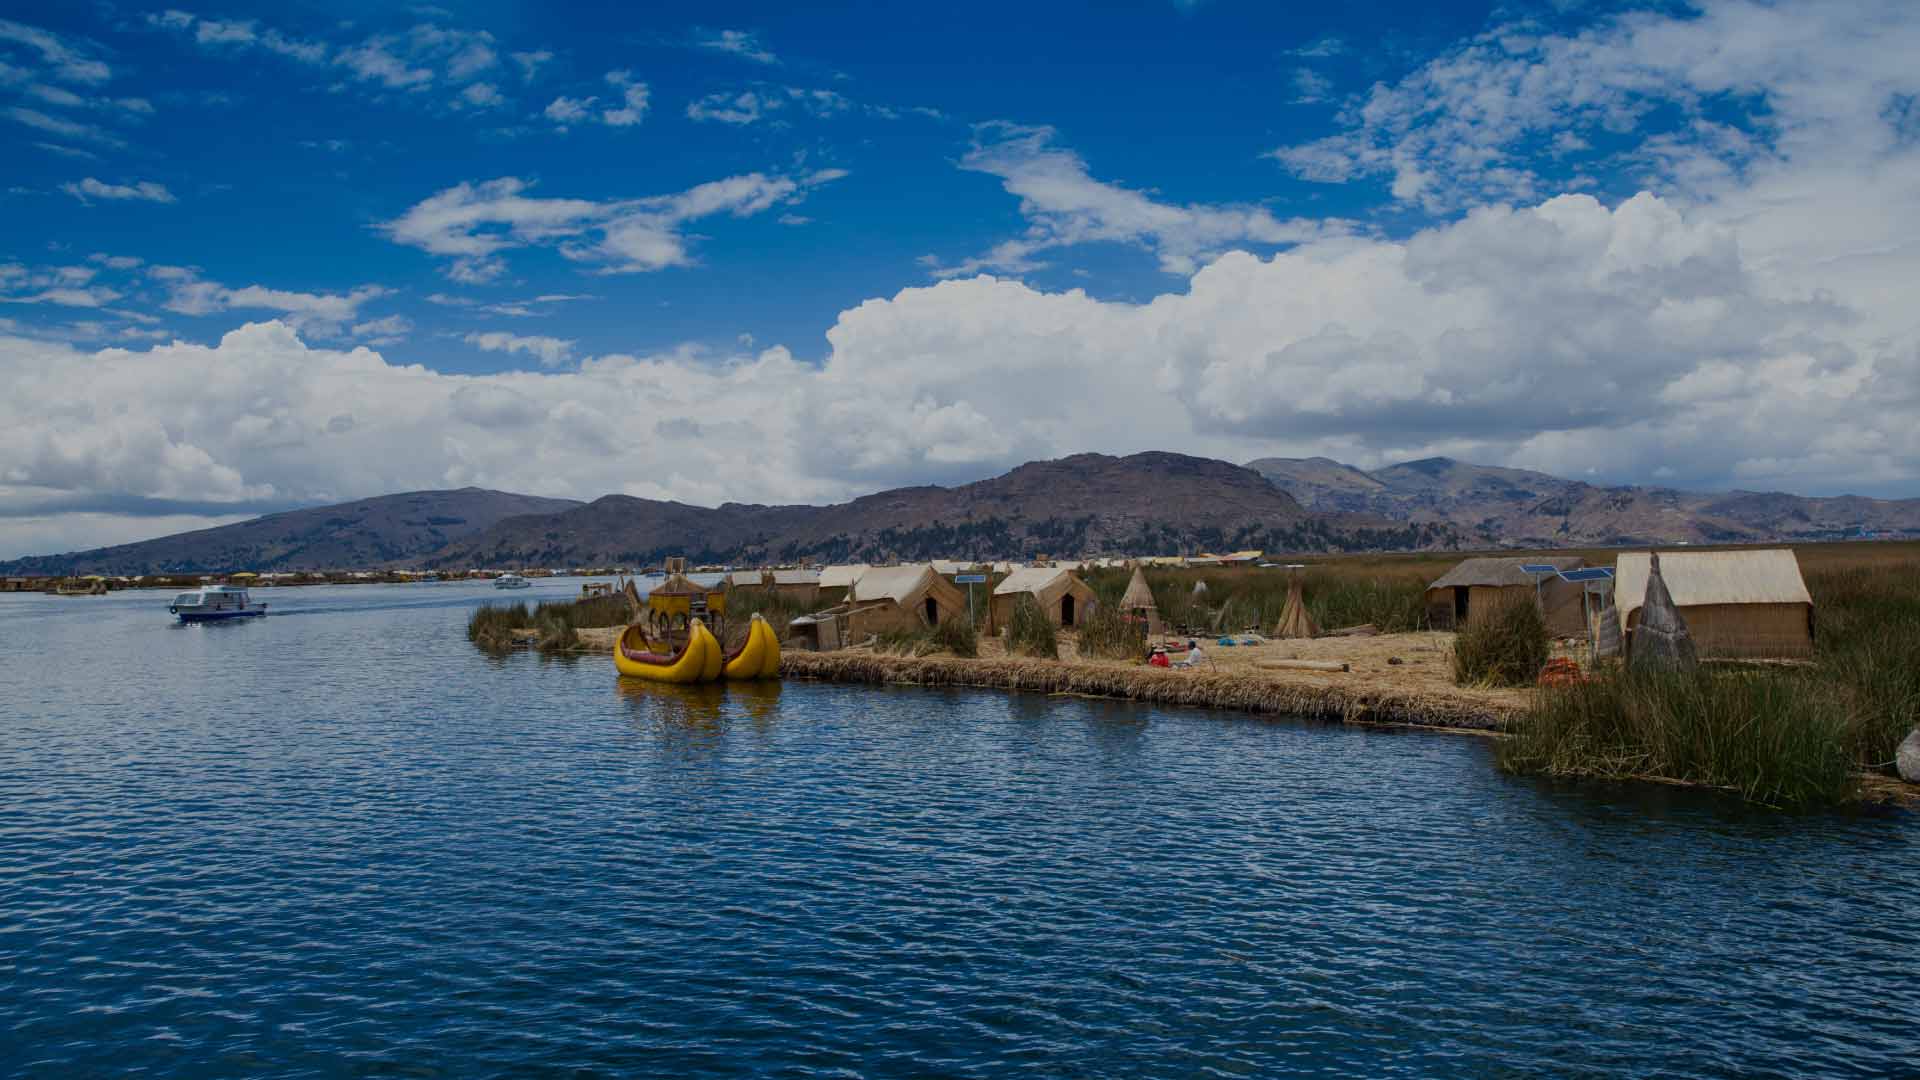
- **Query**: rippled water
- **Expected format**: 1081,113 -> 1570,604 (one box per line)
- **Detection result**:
2,582 -> 1915,1077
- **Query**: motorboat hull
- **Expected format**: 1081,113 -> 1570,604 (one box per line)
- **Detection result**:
173,607 -> 267,622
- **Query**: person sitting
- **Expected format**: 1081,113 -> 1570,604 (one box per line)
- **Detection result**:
1175,643 -> 1206,668
1147,646 -> 1170,668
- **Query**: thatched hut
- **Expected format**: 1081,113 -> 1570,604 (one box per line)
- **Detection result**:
989,567 -> 1098,631
1425,556 -> 1586,635
830,564 -> 969,641
816,564 -> 870,605
728,568 -> 821,606
1119,567 -> 1163,636
1614,549 -> 1813,659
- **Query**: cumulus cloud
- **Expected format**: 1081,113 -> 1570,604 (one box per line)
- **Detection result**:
933,123 -> 1346,276
61,177 -> 176,204
686,85 -> 849,124
380,171 -> 845,276
542,95 -> 594,124
149,11 -> 329,64
697,29 -> 777,65
8,182 -> 1919,556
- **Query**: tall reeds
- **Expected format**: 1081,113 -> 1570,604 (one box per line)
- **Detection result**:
1005,595 -> 1059,658
1451,595 -> 1550,687
1076,602 -> 1144,660
1499,669 -> 1854,807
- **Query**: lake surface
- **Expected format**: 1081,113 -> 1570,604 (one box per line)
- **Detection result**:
3,581 -> 1915,1078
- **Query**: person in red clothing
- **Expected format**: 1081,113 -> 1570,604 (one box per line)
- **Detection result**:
1147,646 -> 1170,668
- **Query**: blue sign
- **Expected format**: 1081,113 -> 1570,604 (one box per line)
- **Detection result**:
954,574 -> 987,584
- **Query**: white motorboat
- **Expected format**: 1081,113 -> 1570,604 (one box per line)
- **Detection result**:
168,584 -> 268,622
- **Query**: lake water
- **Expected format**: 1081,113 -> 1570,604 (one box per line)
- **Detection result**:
3,581 -> 1915,1078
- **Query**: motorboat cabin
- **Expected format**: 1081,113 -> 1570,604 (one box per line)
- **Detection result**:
168,584 -> 267,622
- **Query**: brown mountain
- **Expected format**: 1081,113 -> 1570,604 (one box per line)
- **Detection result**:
0,488 -> 583,575
1247,456 -> 1920,546
424,452 -> 1457,568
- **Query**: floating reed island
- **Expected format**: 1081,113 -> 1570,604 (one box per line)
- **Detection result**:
474,542 -> 1920,808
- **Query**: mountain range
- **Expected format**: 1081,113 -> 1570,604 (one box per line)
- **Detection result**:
5,451 -> 1914,576
1244,456 -> 1920,547
2,453 -> 1445,575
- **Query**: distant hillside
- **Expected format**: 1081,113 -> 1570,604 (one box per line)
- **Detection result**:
424,451 -> 1459,567
0,488 -> 584,575
1247,456 -> 1920,546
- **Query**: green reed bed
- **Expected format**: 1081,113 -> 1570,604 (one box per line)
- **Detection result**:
1083,565 -> 1431,637
1075,602 -> 1145,660
1500,559 -> 1920,806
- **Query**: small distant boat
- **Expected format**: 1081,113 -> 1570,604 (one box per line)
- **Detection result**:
168,584 -> 267,622
494,573 -> 532,590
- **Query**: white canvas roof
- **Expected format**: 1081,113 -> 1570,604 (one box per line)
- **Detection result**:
851,564 -> 936,604
768,569 -> 820,586
1615,549 -> 1812,625
726,570 -> 763,587
993,566 -> 1069,596
818,564 -> 870,589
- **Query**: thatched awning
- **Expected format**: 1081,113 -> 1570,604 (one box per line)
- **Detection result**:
1427,556 -> 1583,591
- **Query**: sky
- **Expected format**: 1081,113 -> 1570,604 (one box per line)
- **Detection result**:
3,0 -> 1920,558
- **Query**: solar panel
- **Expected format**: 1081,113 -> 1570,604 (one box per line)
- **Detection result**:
1558,567 -> 1615,582
1519,563 -> 1562,574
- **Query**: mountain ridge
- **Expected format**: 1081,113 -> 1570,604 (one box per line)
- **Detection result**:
1244,456 -> 1920,546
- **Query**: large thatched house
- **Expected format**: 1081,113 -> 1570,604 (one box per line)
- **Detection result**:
788,564 -> 967,651
989,567 -> 1098,631
1425,556 -> 1587,635
1614,549 -> 1813,659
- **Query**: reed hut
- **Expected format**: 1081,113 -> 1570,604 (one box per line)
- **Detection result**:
836,564 -> 969,640
989,567 -> 1098,631
1119,567 -> 1164,636
816,564 -> 870,605
728,568 -> 821,606
1614,549 -> 1813,660
1425,556 -> 1586,635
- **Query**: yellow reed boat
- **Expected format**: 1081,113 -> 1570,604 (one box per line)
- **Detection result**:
615,618 -> 722,683
722,613 -> 782,679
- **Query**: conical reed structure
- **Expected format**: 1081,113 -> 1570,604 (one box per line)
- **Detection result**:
1272,579 -> 1320,639
1630,551 -> 1697,671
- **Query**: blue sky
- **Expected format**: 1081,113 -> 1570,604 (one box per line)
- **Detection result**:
3,0 -> 1517,364
4,0 -> 1920,557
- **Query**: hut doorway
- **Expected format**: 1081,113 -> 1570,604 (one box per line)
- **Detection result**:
1453,586 -> 1470,623
1060,594 -> 1076,627
924,597 -> 939,625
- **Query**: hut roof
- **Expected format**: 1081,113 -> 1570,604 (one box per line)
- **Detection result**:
851,564 -> 937,604
768,569 -> 821,586
1119,567 -> 1158,610
726,570 -> 763,587
1427,556 -> 1584,591
1615,549 -> 1811,624
818,564 -> 870,589
993,567 -> 1070,596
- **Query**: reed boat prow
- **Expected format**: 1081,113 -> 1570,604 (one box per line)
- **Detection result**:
615,618 -> 719,683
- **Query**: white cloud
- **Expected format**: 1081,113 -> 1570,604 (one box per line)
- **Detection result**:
61,178 -> 176,204
351,314 -> 412,344
334,36 -> 434,89
686,89 -> 778,125
600,70 -> 648,126
1289,68 -> 1332,104
543,95 -> 594,124
1271,0 -> 1920,212
697,29 -> 777,65
6,106 -> 125,147
510,50 -> 551,82
0,18 -> 111,84
381,171 -> 845,276
150,11 -> 329,64
11,179 -> 1918,556
456,81 -> 504,109
464,331 -> 574,367
934,123 -> 1345,276
158,275 -> 392,337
